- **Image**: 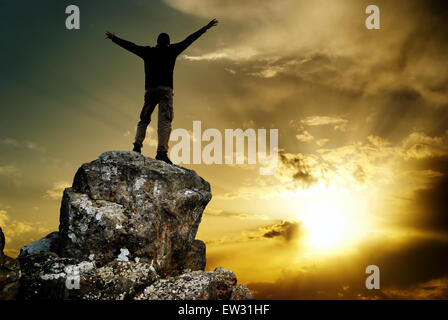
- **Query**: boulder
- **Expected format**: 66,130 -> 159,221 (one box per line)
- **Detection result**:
18,252 -> 159,300
135,267 -> 253,300
230,284 -> 255,300
13,151 -> 255,300
18,252 -> 90,300
0,227 -> 21,300
184,239 -> 206,271
84,259 -> 159,300
58,151 -> 212,273
19,232 -> 59,257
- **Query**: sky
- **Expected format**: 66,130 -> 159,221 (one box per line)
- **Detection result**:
1,0 -> 448,299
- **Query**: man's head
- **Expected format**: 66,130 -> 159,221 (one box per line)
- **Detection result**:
157,33 -> 170,47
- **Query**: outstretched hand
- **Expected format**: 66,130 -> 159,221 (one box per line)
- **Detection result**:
204,18 -> 218,30
105,31 -> 116,39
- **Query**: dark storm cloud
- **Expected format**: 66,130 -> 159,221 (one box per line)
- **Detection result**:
247,236 -> 448,299
411,0 -> 448,43
175,0 -> 448,152
362,237 -> 448,289
365,87 -> 426,142
410,157 -> 448,233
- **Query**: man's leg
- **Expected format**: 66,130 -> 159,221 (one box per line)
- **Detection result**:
133,89 -> 159,153
155,88 -> 174,164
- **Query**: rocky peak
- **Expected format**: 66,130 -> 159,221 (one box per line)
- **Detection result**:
58,151 -> 212,273
0,151 -> 253,300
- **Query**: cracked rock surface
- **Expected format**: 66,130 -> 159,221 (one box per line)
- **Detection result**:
135,267 -> 253,300
0,151 -> 253,300
59,151 -> 212,272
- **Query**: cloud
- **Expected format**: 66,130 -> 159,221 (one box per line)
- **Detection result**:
406,157 -> 448,233
401,131 -> 448,160
271,129 -> 448,204
0,209 -> 9,226
0,165 -> 20,177
0,210 -> 43,239
167,0 -> 448,127
0,209 -> 50,257
296,130 -> 314,142
0,138 -> 18,146
5,221 -> 34,235
183,48 -> 259,62
204,209 -> 269,220
0,137 -> 46,153
382,277 -> 448,299
301,116 -> 348,128
0,203 -> 11,210
260,221 -> 302,242
246,235 -> 448,299
278,152 -> 318,188
367,135 -> 391,148
214,189 -> 259,200
0,165 -> 22,188
204,220 -> 302,246
44,181 -> 71,200
26,141 -> 46,153
175,2 -> 448,135
316,138 -> 330,147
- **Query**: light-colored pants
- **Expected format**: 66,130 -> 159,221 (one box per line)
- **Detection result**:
134,86 -> 174,153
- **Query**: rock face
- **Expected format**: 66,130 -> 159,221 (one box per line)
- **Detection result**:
135,267 -> 253,300
18,252 -> 160,300
2,151 -> 254,300
0,227 -> 21,300
59,151 -> 212,273
183,239 -> 207,272
19,232 -> 59,257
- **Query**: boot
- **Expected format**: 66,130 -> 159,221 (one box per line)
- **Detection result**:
132,143 -> 142,154
155,151 -> 173,165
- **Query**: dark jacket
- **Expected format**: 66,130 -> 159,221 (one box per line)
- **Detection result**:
112,27 -> 207,89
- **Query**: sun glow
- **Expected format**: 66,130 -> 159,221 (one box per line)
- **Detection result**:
303,201 -> 347,249
296,183 -> 370,253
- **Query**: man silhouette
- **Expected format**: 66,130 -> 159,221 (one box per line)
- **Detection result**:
106,19 -> 218,164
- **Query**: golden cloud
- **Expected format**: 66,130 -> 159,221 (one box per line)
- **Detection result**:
296,130 -> 314,142
44,181 -> 71,200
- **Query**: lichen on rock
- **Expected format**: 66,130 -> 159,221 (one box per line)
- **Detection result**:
58,151 -> 212,272
135,267 -> 253,300
1,151 -> 254,300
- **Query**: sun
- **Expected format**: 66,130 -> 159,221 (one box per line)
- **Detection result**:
296,183 -> 370,252
302,201 -> 348,249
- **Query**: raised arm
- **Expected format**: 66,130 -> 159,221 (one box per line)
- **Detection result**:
171,19 -> 218,55
106,31 -> 145,58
